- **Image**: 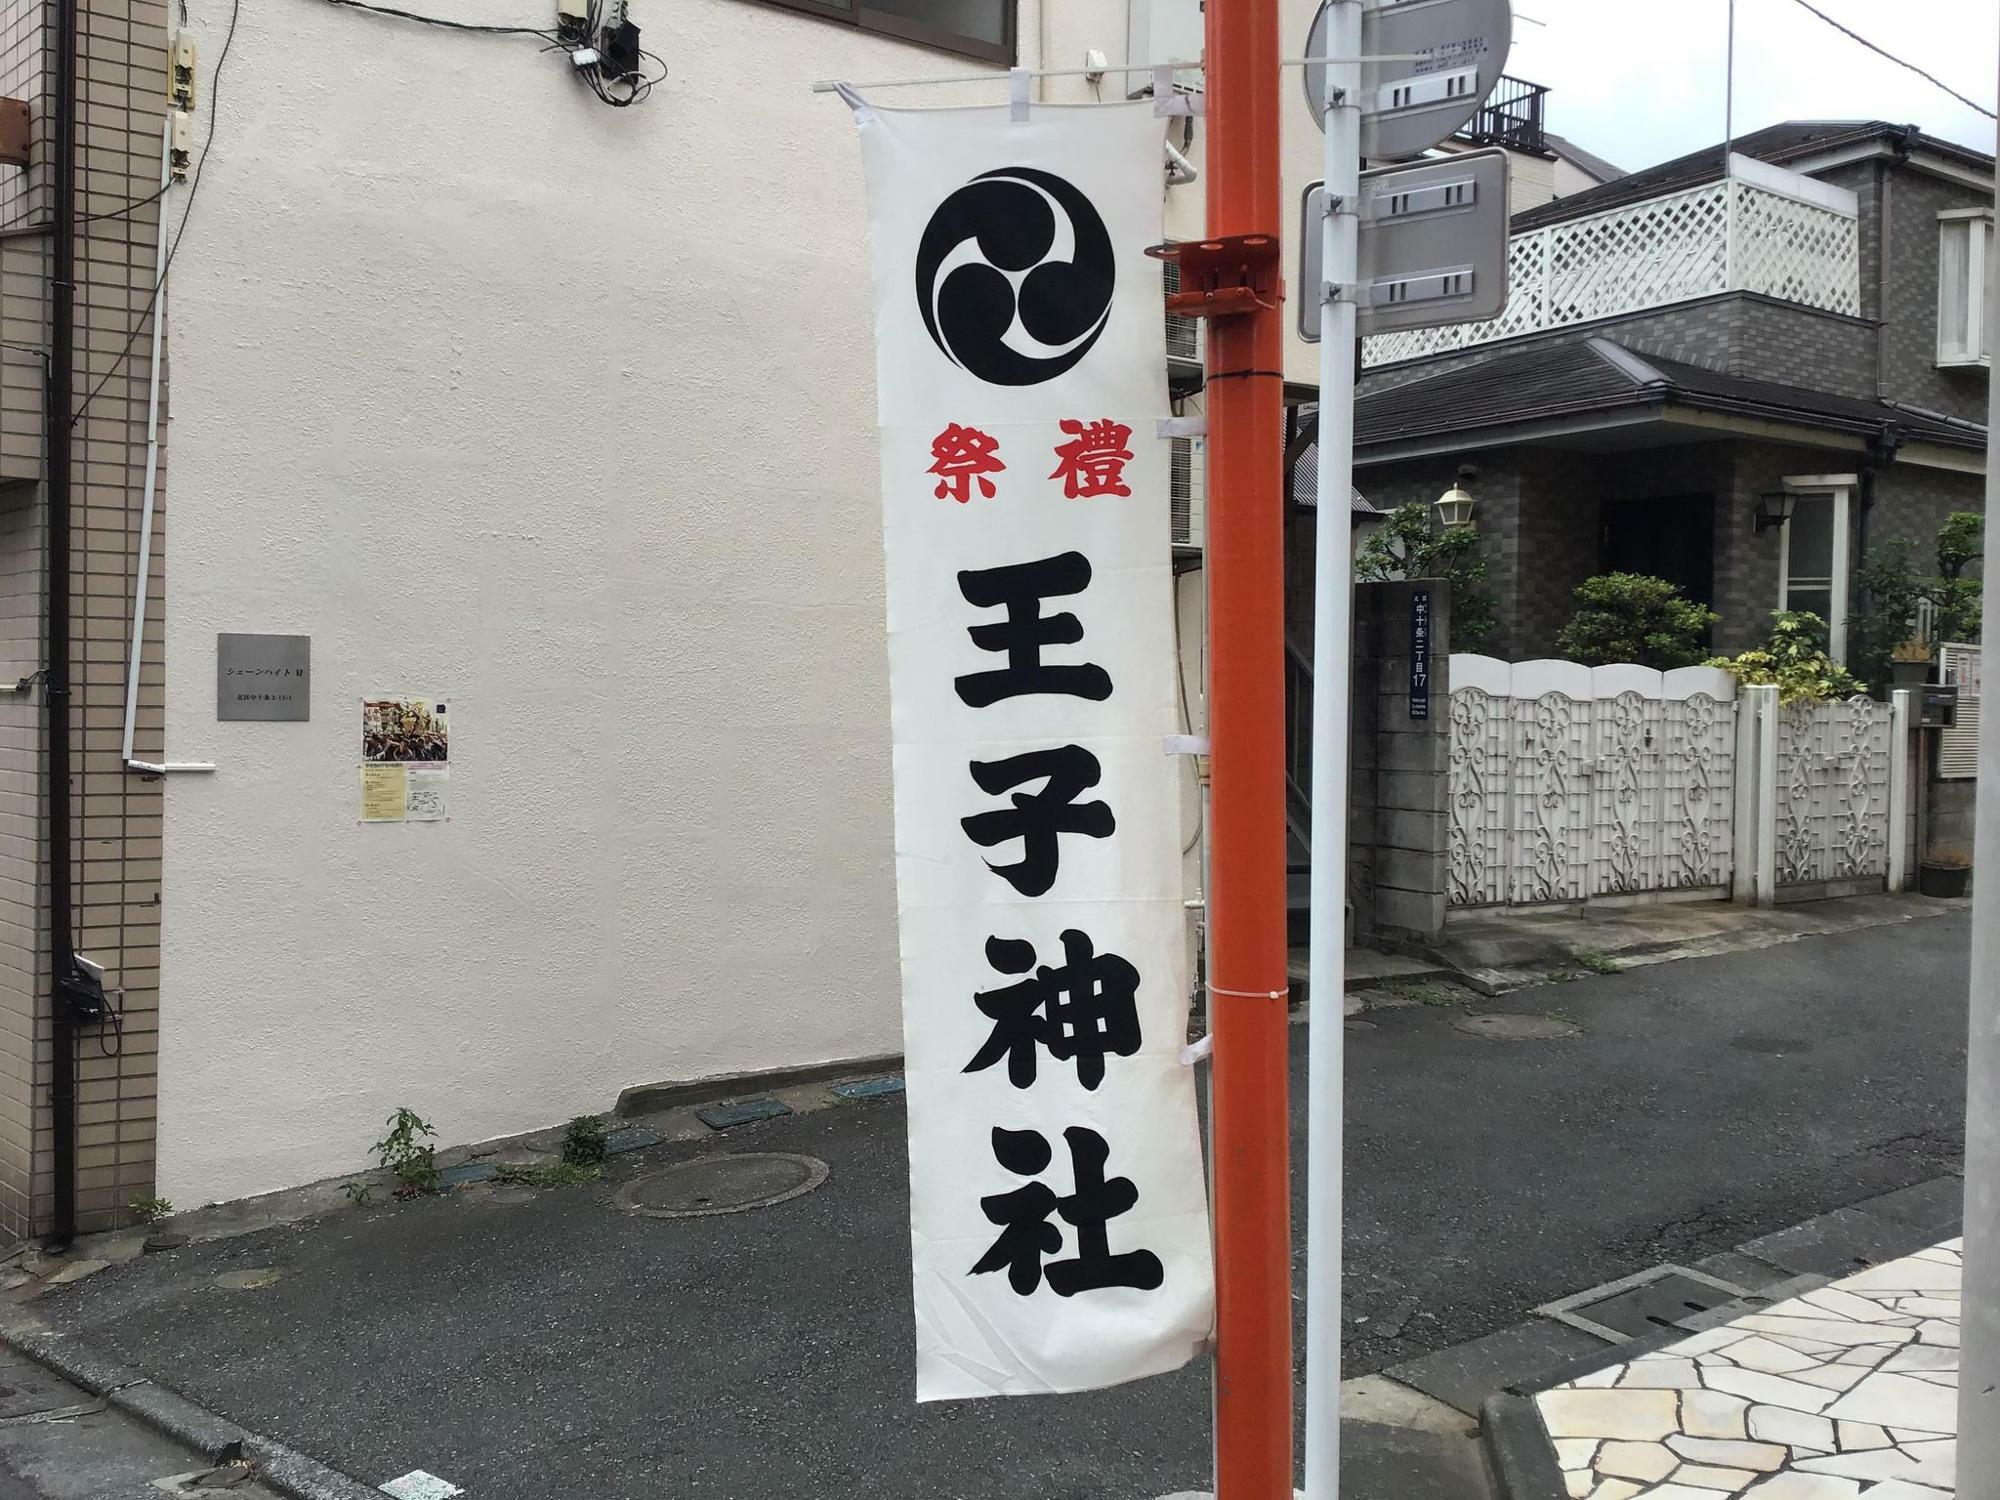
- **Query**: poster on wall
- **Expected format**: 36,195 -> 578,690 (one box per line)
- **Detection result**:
360,697 -> 449,823
848,94 -> 1212,1402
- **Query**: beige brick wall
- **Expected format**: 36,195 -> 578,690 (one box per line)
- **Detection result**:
0,481 -> 42,1244
0,0 -> 167,1241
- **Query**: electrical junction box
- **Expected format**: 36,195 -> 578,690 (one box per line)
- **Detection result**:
168,33 -> 197,107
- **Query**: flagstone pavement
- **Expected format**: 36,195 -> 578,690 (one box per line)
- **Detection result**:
1533,1242 -> 1963,1498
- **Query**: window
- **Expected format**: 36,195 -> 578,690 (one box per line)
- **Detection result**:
754,0 -> 1014,65
1778,477 -> 1854,664
1937,210 -> 1993,369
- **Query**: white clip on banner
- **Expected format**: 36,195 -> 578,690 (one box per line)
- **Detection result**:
850,98 -> 1213,1402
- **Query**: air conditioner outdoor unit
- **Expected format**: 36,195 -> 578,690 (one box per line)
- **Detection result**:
1170,434 -> 1206,551
1939,641 -> 1982,781
1162,257 -> 1202,367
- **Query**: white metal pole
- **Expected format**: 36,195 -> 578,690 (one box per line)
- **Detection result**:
119,120 -> 173,768
1955,41 -> 2000,1494
1304,3 -> 1362,1496
1723,0 -> 1735,157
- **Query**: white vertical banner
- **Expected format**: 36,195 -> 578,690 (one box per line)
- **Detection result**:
850,97 -> 1214,1402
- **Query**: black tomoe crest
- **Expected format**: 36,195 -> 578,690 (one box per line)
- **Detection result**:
914,168 -> 1116,387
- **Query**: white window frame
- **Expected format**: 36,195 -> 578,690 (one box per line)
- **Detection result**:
1777,474 -> 1855,664
1937,208 -> 1994,370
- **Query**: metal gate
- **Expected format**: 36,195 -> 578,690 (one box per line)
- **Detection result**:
1448,657 -> 1742,909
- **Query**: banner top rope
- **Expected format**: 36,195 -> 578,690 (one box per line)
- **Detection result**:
810,55 -> 1424,94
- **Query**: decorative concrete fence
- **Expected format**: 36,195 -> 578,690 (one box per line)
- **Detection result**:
1447,656 -> 1910,913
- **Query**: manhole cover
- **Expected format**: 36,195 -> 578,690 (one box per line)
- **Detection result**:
1543,1266 -> 1751,1342
615,1153 -> 828,1218
1453,1013 -> 1581,1042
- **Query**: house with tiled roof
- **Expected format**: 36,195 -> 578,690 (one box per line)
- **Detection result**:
1324,120 -> 1991,662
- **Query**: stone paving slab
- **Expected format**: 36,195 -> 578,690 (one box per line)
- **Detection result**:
1522,1240 -> 1963,1498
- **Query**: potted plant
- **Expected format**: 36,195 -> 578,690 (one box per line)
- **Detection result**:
1920,845 -> 1972,899
1890,636 -> 1935,689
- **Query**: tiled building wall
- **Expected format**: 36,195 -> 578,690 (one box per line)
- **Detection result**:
0,0 -> 167,1241
1881,166 -> 1991,425
1869,462 -> 1988,601
0,480 -> 42,1243
68,0 -> 168,1234
0,0 -> 45,1243
1353,437 -> 1975,663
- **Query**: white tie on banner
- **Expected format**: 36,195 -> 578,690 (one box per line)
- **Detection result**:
849,97 -> 1215,1402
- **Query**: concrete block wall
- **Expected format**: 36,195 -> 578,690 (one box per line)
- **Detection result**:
1348,580 -> 1450,945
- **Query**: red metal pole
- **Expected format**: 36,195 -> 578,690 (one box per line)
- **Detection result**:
1203,0 -> 1293,1496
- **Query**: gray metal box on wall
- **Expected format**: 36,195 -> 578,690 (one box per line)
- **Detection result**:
217,634 -> 310,721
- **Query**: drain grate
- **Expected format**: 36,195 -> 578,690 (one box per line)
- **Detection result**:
615,1152 -> 829,1219
1539,1265 -> 1751,1343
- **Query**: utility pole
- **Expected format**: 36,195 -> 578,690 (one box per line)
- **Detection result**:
1956,38 -> 2000,1494
1202,0 -> 1294,1493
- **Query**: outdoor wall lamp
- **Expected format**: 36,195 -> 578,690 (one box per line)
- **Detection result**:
1755,490 -> 1798,534
1434,465 -> 1478,529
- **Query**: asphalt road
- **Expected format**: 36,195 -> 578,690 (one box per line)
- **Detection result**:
30,910 -> 1971,1500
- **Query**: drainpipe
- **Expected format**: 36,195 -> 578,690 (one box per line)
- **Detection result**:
1857,422 -> 1901,581
44,0 -> 80,1248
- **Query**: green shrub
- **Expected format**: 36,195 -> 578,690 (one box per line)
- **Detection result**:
1848,536 -> 1924,689
1707,611 -> 1866,703
1354,503 -> 1497,653
1553,573 -> 1717,668
1934,511 -> 1983,643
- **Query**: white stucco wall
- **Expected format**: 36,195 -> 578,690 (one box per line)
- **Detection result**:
156,0 -> 1319,1207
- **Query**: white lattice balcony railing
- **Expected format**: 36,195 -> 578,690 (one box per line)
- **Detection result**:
1363,163 -> 1862,368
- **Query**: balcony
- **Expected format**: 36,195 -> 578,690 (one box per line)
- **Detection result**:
1363,159 -> 1863,369
1456,75 -> 1548,156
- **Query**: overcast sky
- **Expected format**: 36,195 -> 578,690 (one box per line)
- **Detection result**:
1507,0 -> 1997,175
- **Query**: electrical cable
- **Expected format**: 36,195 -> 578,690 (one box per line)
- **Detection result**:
75,183 -> 169,224
1785,0 -> 1996,121
70,0 -> 239,428
318,0 -> 558,39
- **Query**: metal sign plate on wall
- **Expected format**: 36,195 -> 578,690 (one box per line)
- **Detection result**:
1299,149 -> 1511,341
1303,0 -> 1514,160
1410,588 -> 1433,720
217,633 -> 310,721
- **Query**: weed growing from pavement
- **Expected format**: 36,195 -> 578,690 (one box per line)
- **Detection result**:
128,1195 -> 172,1224
1572,950 -> 1620,975
342,1181 -> 373,1206
496,1161 -> 603,1188
373,1107 -> 441,1196
562,1115 -> 609,1168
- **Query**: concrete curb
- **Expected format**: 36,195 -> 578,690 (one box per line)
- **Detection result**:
0,1319 -> 382,1500
1479,1392 -> 1565,1500
614,1052 -> 903,1116
1474,1173 -> 1966,1499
